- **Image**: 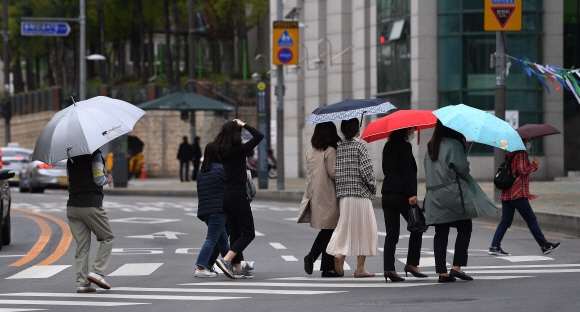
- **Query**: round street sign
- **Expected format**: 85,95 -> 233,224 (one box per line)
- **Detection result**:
277,48 -> 293,64
257,82 -> 266,91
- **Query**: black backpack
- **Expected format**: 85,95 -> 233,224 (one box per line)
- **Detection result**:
494,153 -> 519,190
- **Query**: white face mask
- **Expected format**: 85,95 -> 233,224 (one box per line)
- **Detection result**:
407,133 -> 415,142
525,142 -> 532,150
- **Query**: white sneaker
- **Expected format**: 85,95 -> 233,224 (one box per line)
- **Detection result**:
195,268 -> 217,278
77,285 -> 96,293
87,272 -> 111,289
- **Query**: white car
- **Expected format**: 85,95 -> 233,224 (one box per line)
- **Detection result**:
1,147 -> 33,186
19,159 -> 68,193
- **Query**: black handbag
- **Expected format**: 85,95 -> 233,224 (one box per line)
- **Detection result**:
407,203 -> 429,233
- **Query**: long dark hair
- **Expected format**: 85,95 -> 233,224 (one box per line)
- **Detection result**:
214,121 -> 242,155
427,120 -> 467,161
200,142 -> 221,173
311,122 -> 341,151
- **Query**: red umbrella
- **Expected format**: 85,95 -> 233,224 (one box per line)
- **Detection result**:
515,124 -> 561,139
361,110 -> 437,143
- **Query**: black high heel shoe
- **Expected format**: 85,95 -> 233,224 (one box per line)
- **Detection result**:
438,275 -> 457,283
384,271 -> 405,282
404,265 -> 428,278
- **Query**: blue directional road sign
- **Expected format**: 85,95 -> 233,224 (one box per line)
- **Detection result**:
21,22 -> 71,37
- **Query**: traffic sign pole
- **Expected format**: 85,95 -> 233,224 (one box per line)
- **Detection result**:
493,31 -> 507,203
3,0 -> 10,143
79,0 -> 86,100
276,0 -> 285,190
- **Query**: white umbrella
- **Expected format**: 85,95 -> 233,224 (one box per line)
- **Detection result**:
32,96 -> 146,164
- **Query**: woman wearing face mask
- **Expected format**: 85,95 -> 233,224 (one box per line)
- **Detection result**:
381,127 -> 427,282
488,138 -> 561,256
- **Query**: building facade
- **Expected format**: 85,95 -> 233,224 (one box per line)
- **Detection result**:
270,0 -> 567,181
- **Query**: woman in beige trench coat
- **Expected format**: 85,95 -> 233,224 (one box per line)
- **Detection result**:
298,122 -> 342,277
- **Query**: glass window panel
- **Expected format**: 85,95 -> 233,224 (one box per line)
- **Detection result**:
464,36 -> 495,90
439,92 -> 461,107
465,90 -> 495,110
438,0 -> 461,13
462,0 -> 483,10
438,14 -> 461,34
521,13 -> 539,31
439,36 -> 462,90
523,0 -> 542,11
378,0 -> 410,23
462,13 -> 485,32
506,91 -> 542,110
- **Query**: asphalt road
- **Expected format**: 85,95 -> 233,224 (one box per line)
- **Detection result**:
1,189 -> 579,312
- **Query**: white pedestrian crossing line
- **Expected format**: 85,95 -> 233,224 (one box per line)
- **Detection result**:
0,255 -> 25,258
255,231 -> 265,236
497,256 -> 553,262
467,264 -> 580,269
108,263 -> 163,276
272,276 -> 532,281
114,286 -> 345,295
397,257 -> 448,268
313,260 -> 351,271
180,282 -> 435,288
6,265 -> 71,279
458,269 -> 580,274
1,293 -> 247,301
281,255 -> 298,261
0,300 -> 147,307
377,232 -> 433,239
0,308 -> 46,312
269,243 -> 287,249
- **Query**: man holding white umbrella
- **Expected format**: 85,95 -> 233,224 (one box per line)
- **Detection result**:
32,96 -> 146,293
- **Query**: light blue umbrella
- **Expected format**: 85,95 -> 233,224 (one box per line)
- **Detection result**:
433,104 -> 526,152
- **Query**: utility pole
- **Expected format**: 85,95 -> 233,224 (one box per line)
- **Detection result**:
79,0 -> 86,100
493,31 -> 506,203
188,0 -> 195,80
2,0 -> 10,143
275,0 -> 285,190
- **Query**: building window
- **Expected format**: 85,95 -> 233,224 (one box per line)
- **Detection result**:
438,0 -> 544,155
377,0 -> 410,109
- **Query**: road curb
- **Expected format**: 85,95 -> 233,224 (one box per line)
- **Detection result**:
104,188 -> 580,237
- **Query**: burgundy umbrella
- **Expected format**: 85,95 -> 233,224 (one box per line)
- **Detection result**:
515,124 -> 561,139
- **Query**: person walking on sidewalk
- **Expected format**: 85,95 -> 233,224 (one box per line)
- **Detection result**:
177,136 -> 193,182
298,122 -> 342,277
326,118 -> 379,278
214,119 -> 264,279
67,149 -> 115,293
423,120 -> 498,283
195,142 -> 230,278
489,138 -> 561,256
192,136 -> 202,181
381,127 -> 427,282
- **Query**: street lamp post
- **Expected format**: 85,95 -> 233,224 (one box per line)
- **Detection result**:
79,0 -> 86,100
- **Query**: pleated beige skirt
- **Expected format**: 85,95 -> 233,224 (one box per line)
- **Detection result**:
325,196 -> 379,257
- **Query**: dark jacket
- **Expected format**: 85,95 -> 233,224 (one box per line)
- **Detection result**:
381,137 -> 417,199
192,142 -> 202,160
196,163 -> 225,221
177,142 -> 193,161
219,124 -> 264,191
67,150 -> 104,207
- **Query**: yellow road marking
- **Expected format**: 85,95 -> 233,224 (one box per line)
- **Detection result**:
12,208 -> 72,266
9,215 -> 52,267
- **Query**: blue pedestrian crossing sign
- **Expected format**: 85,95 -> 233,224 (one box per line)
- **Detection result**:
277,30 -> 294,47
272,21 -> 298,65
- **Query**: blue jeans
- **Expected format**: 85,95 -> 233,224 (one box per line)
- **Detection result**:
196,213 -> 230,269
491,198 -> 548,248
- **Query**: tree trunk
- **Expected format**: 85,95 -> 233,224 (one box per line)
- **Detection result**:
12,53 -> 24,94
25,54 -> 35,91
164,0 -> 175,84
44,41 -> 55,86
35,55 -> 41,89
131,31 -> 140,79
172,0 -> 181,84
98,0 -> 107,83
137,0 -> 147,84
235,17 -> 248,76
148,30 -> 154,78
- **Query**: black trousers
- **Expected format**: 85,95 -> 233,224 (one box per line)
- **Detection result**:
192,159 -> 200,180
222,189 -> 255,264
382,193 -> 423,271
179,160 -> 190,181
308,229 -> 335,272
434,219 -> 472,273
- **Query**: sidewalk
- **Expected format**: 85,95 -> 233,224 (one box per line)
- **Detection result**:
104,177 -> 580,236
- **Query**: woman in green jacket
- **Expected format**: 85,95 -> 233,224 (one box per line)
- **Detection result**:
423,120 -> 498,283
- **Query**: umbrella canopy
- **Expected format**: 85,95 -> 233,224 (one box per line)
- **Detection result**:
32,96 -> 146,164
361,110 -> 437,143
516,124 -> 561,139
433,104 -> 526,152
305,98 -> 396,125
137,91 -> 235,111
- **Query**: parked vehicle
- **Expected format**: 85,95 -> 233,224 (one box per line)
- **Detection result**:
246,148 -> 277,179
19,159 -> 68,193
0,169 -> 16,250
1,147 -> 33,186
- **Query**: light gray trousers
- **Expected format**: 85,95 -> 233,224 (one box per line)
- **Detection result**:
67,206 -> 115,287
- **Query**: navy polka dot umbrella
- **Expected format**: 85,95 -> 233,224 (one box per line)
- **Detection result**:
306,99 -> 397,125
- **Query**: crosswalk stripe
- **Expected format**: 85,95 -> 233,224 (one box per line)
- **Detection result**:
456,269 -> 580,274
6,265 -> 71,279
0,308 -> 47,311
269,243 -> 287,249
108,263 -> 163,276
281,255 -> 298,261
313,260 -> 351,271
180,282 -> 435,288
0,300 -> 147,307
1,293 -> 248,301
255,231 -> 265,236
466,264 -> 580,269
497,256 -> 552,262
397,256 -> 449,267
272,276 -> 532,281
114,287 -> 345,295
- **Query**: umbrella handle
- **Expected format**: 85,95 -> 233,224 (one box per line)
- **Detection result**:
467,142 -> 474,156
360,111 -> 367,127
66,146 -> 73,163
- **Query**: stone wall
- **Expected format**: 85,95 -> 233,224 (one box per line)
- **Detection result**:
0,106 -> 258,178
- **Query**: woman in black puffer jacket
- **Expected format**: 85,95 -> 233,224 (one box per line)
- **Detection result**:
194,142 -> 230,278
